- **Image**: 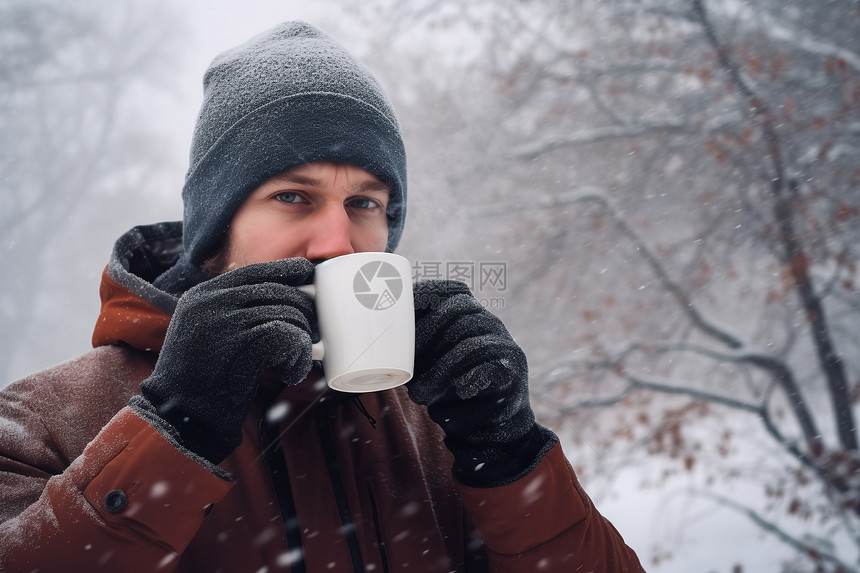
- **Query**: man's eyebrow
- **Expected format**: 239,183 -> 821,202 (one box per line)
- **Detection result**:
272,173 -> 389,194
353,181 -> 390,195
272,173 -> 322,187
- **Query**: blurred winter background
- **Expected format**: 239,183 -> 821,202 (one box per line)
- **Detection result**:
2,0 -> 859,570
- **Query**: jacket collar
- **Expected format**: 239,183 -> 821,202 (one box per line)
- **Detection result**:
91,266 -> 172,352
91,223 -> 184,353
90,223 -> 330,404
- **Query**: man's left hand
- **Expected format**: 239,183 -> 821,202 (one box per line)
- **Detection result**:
407,280 -> 556,488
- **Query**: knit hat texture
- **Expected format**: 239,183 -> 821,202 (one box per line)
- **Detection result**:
155,21 -> 407,294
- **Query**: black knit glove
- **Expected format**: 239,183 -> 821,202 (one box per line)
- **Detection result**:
133,258 -> 316,465
408,280 -> 557,488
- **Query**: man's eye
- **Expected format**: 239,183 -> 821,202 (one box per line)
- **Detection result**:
274,192 -> 306,204
347,197 -> 382,210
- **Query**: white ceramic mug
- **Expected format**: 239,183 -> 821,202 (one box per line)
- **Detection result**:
298,252 -> 414,393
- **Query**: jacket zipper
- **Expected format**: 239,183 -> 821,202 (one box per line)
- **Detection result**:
316,399 -> 365,573
260,414 -> 306,573
367,486 -> 391,573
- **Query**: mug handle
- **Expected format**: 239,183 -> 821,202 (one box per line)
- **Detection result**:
297,284 -> 325,361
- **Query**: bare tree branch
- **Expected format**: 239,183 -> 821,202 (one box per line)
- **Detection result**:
513,113 -> 741,160
693,488 -> 858,572
621,340 -> 825,453
542,363 -> 855,513
749,5 -> 860,75
472,188 -> 748,349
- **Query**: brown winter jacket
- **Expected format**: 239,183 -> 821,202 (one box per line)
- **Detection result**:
0,225 -> 644,572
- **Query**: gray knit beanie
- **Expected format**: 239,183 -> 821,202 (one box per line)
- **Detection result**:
155,21 -> 407,294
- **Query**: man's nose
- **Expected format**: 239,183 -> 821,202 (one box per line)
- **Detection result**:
305,204 -> 355,263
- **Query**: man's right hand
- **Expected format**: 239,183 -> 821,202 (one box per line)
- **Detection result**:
136,257 -> 316,465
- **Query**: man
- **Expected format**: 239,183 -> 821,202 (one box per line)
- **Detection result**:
0,22 -> 644,572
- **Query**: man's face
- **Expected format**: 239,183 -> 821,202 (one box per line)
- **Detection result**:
213,162 -> 390,272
